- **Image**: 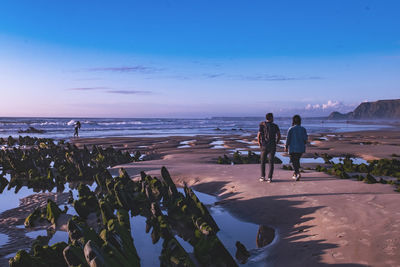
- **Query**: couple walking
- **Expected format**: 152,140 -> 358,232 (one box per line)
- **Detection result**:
257,113 -> 307,183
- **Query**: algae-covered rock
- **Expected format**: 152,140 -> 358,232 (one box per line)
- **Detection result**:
84,240 -> 107,267
67,216 -> 103,247
73,184 -> 100,219
63,244 -> 88,267
161,167 -> 178,196
99,198 -> 116,226
103,218 -> 140,266
32,242 -> 69,266
160,238 -> 195,267
24,208 -> 42,227
46,199 -> 63,225
116,209 -> 130,231
184,186 -> 219,232
9,250 -> 37,267
363,174 -> 377,184
193,234 -> 238,267
0,174 -> 9,193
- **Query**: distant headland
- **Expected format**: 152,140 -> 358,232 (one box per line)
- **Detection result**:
328,99 -> 400,120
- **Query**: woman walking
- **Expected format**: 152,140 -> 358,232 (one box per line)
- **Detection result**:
285,115 -> 308,181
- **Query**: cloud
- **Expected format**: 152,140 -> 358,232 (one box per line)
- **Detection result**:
68,87 -> 108,91
202,73 -> 226,79
106,90 -> 152,95
322,100 -> 340,110
305,100 -> 340,110
67,87 -> 152,95
305,100 -> 355,113
86,66 -> 163,73
236,74 -> 322,81
200,73 -> 322,81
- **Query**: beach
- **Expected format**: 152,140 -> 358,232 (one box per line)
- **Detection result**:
68,129 -> 400,266
0,128 -> 399,266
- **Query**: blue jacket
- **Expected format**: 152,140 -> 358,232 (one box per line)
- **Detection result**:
286,125 -> 308,153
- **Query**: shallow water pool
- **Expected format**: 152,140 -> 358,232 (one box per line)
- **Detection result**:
129,188 -> 274,266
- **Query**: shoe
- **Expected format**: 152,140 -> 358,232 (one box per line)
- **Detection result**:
296,173 -> 301,181
292,173 -> 297,180
259,177 -> 265,182
267,178 -> 272,183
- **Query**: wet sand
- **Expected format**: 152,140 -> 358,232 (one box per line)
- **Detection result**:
1,129 -> 399,266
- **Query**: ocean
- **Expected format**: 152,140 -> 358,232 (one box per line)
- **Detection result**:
0,117 -> 395,139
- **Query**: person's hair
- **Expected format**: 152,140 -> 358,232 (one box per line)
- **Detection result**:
265,113 -> 274,122
292,115 -> 301,126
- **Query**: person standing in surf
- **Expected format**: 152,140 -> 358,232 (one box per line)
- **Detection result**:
74,121 -> 81,138
285,115 -> 308,181
258,113 -> 281,183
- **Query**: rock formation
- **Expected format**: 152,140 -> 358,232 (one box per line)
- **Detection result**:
328,99 -> 400,120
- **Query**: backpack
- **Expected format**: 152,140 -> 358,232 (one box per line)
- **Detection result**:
262,122 -> 276,148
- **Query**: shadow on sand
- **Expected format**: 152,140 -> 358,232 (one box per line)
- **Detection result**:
192,180 -> 369,267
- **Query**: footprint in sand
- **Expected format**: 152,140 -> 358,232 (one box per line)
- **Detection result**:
336,232 -> 345,238
361,229 -> 371,236
359,238 -> 370,246
383,239 -> 396,255
332,251 -> 345,260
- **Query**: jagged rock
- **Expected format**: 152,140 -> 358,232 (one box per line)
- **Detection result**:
32,242 -> 69,266
160,238 -> 195,267
24,208 -> 42,227
9,250 -> 37,267
67,217 -> 103,247
328,99 -> 400,120
363,174 -> 377,184
235,241 -> 250,264
46,199 -> 63,225
256,225 -> 275,248
18,127 -> 46,134
99,198 -> 116,226
0,174 -> 9,193
73,184 -> 99,219
193,234 -> 238,267
63,244 -> 88,267
84,240 -> 107,267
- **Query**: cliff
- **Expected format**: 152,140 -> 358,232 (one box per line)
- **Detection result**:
328,99 -> 400,120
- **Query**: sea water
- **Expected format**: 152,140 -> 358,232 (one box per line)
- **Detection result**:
0,117 -> 395,139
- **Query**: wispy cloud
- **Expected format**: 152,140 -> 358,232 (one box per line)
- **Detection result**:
201,73 -> 322,81
234,74 -> 322,81
202,73 -> 226,79
67,87 -> 152,95
86,65 -> 163,73
68,87 -> 109,91
106,90 -> 152,95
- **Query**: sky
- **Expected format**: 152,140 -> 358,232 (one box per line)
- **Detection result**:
0,0 -> 399,118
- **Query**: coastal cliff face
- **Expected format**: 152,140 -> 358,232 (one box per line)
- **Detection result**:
328,99 -> 400,120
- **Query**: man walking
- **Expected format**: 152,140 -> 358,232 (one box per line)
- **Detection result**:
258,113 -> 281,183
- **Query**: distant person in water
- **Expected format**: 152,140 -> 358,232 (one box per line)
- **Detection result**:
258,113 -> 281,183
285,115 -> 308,181
74,121 -> 81,138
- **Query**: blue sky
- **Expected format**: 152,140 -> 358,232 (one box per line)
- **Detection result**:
0,0 -> 399,117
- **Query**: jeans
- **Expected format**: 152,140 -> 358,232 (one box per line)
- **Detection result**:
290,153 -> 302,174
260,149 -> 275,178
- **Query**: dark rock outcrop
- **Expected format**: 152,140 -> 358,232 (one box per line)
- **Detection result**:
328,99 -> 400,120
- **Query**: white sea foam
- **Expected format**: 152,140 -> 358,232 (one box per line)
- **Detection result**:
97,121 -> 143,126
